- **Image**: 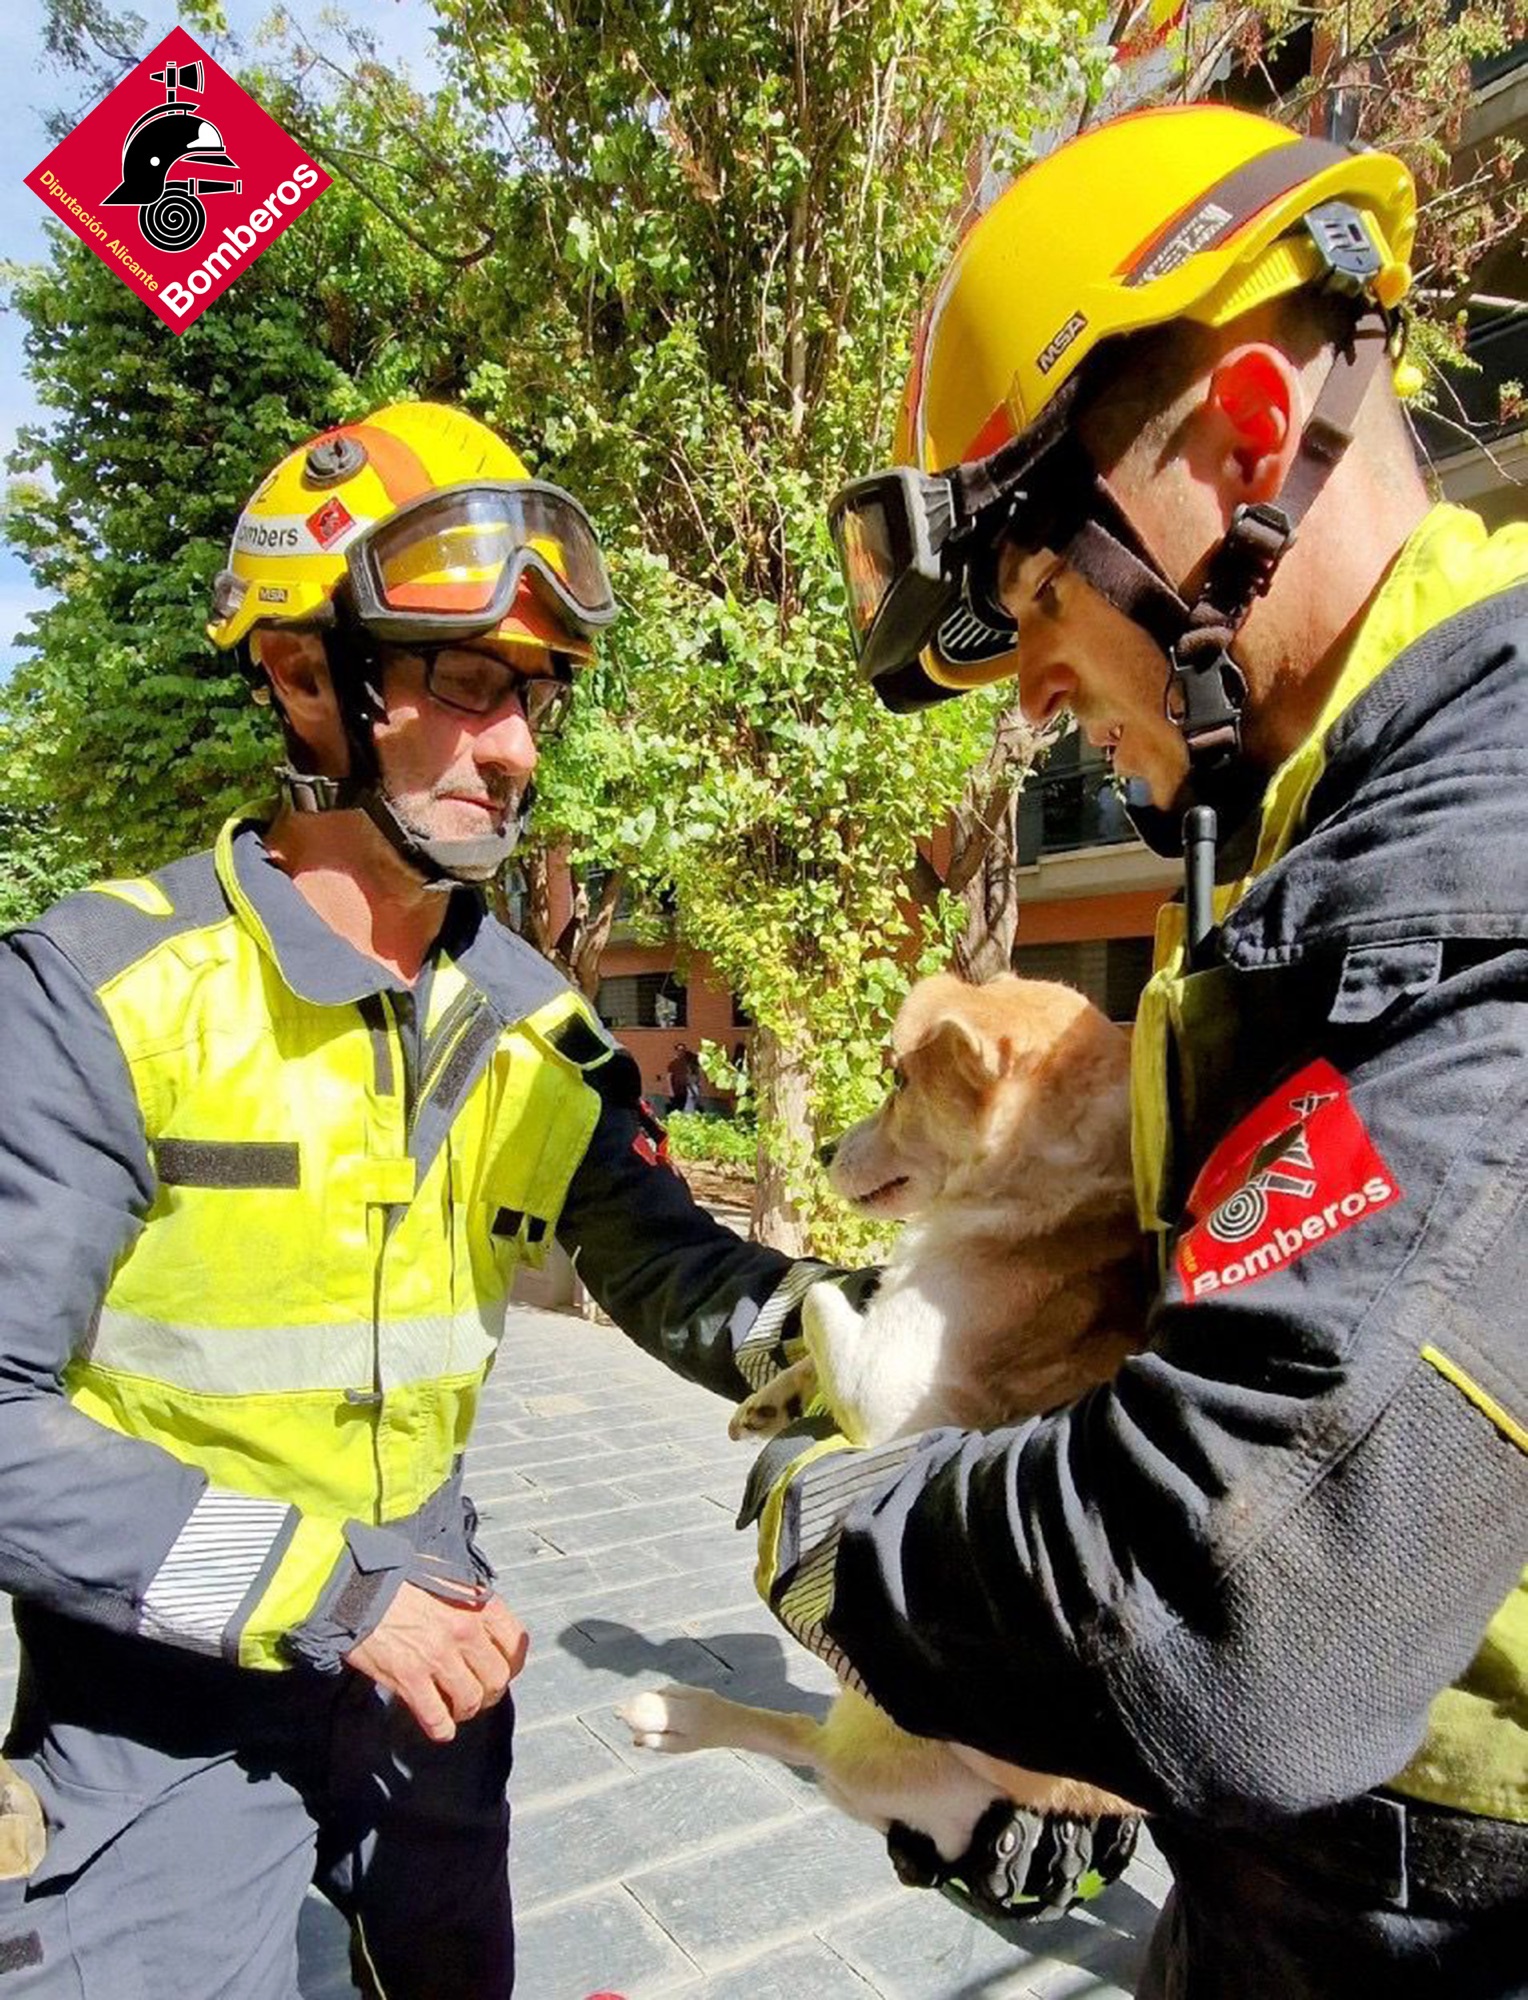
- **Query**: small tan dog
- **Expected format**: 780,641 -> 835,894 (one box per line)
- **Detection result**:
619,973 -> 1148,1868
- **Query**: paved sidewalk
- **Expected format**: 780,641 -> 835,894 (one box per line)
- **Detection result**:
301,1302 -> 1170,1999
0,1299 -> 1168,1998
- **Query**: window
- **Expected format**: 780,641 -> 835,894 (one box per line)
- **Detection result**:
595,972 -> 688,1029
1012,936 -> 1155,1024
1017,732 -> 1137,861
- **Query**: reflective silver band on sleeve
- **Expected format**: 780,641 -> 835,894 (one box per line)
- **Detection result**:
773,1436 -> 922,1694
735,1262 -> 830,1391
139,1488 -> 295,1657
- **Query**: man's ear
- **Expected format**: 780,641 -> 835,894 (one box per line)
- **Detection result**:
1206,343 -> 1301,506
253,630 -> 347,773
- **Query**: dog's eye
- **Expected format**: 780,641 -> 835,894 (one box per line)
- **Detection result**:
891,1066 -> 907,1094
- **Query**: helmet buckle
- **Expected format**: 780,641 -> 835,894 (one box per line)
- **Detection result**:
1303,201 -> 1384,300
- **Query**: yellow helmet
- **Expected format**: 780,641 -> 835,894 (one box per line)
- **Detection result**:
900,103 -> 1414,473
207,400 -> 614,663
829,105 -> 1414,728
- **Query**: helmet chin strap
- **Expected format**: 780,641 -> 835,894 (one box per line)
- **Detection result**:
1056,311 -> 1393,866
273,634 -> 528,889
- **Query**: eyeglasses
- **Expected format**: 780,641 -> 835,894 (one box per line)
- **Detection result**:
396,647 -> 575,739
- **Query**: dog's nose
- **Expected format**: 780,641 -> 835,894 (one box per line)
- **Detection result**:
817,1138 -> 839,1169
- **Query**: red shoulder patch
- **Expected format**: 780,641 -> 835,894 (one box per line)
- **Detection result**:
1175,1059 -> 1402,1302
633,1097 -> 673,1170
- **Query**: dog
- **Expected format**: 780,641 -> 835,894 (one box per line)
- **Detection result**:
618,973 -> 1149,1870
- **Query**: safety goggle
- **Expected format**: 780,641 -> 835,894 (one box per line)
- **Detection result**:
828,467 -> 1016,691
345,480 -> 617,646
827,394 -> 1098,709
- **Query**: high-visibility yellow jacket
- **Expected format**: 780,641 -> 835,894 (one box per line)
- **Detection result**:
0,814 -> 815,1672
754,508 -> 1528,1835
1130,503 -> 1528,1824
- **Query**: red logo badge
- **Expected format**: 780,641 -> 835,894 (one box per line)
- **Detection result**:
23,26 -> 329,335
632,1099 -> 673,1169
307,497 -> 355,549
1175,1060 -> 1401,1301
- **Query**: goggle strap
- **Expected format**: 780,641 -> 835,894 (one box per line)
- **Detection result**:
1062,507 -> 1191,656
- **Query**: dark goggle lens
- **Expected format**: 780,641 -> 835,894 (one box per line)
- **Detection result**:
834,496 -> 899,639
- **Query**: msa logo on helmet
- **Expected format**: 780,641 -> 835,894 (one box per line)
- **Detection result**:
1036,311 -> 1088,376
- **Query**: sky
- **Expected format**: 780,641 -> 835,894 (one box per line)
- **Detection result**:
0,0 -> 445,675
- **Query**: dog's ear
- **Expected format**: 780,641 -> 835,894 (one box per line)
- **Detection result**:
900,1010 -> 1008,1091
893,976 -> 1014,1091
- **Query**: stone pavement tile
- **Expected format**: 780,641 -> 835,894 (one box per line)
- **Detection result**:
626,1804 -> 903,1970
486,1435 -> 660,1477
533,1496 -> 729,1559
557,1558 -> 762,1635
495,1543 -> 681,1620
508,1456 -> 688,1504
481,1482 -> 646,1532
614,1464 -> 754,1511
514,1716 -> 633,1805
513,1629 -> 731,1727
514,1884 -> 699,1999
671,1937 -> 880,1999
825,1883 -> 1158,2000
513,1754 -> 795,1911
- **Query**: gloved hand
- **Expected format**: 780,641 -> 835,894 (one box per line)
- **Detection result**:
888,1800 -> 1141,1922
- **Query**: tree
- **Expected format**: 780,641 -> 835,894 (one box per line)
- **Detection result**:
255,0 -> 1110,1252
9,0 -> 1523,1259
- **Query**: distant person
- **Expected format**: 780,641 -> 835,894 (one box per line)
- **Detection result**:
667,1043 -> 702,1113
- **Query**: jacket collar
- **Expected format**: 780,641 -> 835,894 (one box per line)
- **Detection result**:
213,812 -> 575,1028
1223,581 -> 1528,968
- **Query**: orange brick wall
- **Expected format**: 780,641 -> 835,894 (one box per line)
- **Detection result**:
597,940 -> 750,1107
1017,887 -> 1165,945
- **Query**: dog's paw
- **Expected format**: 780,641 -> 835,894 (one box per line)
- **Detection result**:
727,1389 -> 786,1440
727,1357 -> 817,1441
616,1685 -> 724,1754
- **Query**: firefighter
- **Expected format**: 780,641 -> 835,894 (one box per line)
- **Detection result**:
0,401 -> 841,1998
755,104 -> 1528,1993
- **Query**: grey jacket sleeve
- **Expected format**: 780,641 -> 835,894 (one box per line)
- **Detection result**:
764,954 -> 1528,1822
0,930 -> 210,1632
556,1044 -> 854,1401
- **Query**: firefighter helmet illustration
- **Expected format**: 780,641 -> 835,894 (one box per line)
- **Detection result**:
102,59 -> 243,254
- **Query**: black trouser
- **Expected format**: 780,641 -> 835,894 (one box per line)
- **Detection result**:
1140,1793 -> 1528,1999
0,1604 -> 516,1999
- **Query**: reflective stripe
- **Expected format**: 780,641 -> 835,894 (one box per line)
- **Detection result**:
140,1488 -> 293,1657
87,1305 -> 503,1395
735,1262 -> 829,1390
1421,1345 -> 1528,1456
769,1435 -> 921,1696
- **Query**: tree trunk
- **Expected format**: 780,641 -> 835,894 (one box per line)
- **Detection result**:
952,788 -> 1023,982
749,1020 -> 812,1255
906,690 -> 1041,982
516,850 -> 623,999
